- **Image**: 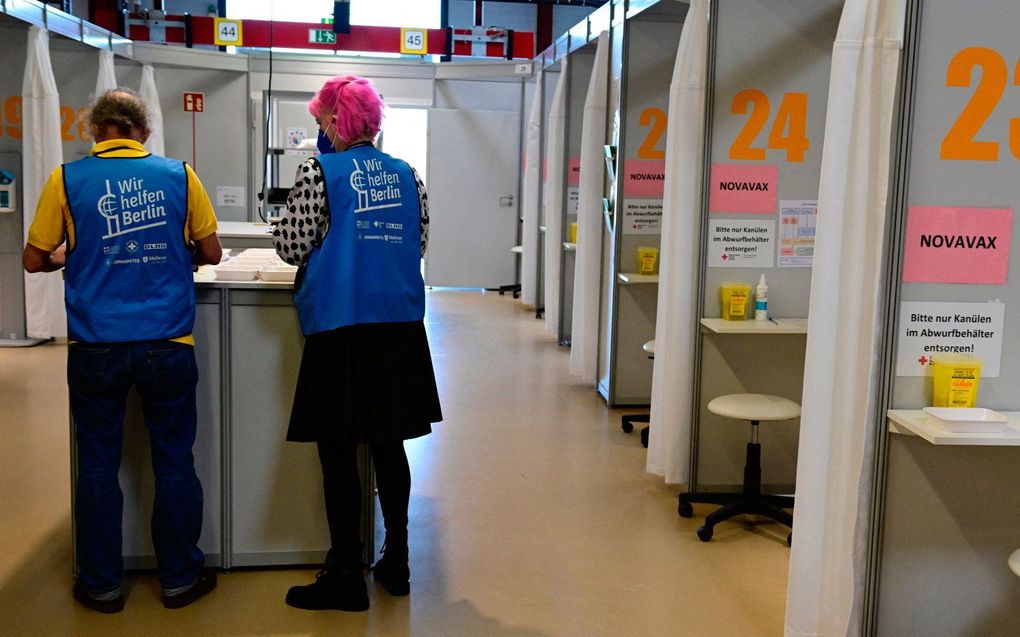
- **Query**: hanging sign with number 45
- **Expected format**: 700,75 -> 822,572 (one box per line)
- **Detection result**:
400,28 -> 427,55
214,18 -> 243,47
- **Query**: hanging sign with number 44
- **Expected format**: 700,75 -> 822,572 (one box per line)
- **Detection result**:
214,18 -> 243,47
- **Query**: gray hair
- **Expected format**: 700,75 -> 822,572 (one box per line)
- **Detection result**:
88,88 -> 149,137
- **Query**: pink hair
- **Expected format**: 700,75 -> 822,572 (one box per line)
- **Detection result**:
308,75 -> 384,143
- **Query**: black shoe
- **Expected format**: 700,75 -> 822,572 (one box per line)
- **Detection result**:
286,567 -> 369,611
73,579 -> 124,614
163,569 -> 218,609
373,547 -> 410,596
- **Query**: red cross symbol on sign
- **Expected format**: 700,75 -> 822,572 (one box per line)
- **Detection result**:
721,254 -> 729,260
918,356 -> 928,366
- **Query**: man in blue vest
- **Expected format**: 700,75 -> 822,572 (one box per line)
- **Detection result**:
23,89 -> 222,613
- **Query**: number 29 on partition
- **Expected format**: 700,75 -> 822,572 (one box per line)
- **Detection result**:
941,47 -> 1020,161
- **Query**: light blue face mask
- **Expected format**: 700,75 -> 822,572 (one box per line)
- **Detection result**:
317,122 -> 336,154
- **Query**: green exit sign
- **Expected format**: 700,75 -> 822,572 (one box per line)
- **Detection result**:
309,29 -> 336,44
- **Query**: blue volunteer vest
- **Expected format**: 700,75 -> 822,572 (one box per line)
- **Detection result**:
294,145 -> 424,335
63,151 -> 193,343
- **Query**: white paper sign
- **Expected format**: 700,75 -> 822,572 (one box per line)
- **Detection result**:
895,301 -> 1005,377
622,199 -> 662,235
216,186 -> 245,207
567,187 -> 579,216
779,199 -> 816,267
708,220 -> 775,267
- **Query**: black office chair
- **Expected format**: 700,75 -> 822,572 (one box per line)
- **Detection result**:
621,340 -> 655,447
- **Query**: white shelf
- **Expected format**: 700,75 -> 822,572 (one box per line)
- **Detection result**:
700,318 -> 808,334
563,242 -> 577,252
888,410 -> 1020,446
617,273 -> 659,284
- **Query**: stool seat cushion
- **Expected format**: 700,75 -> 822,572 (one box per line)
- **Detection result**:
1009,549 -> 1020,577
707,394 -> 801,421
643,340 -> 656,354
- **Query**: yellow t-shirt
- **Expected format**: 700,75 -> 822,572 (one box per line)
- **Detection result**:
27,139 -> 218,345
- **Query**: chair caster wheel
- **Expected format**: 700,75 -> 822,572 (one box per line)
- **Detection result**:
640,427 -> 649,448
696,525 -> 713,542
787,532 -> 792,547
678,500 -> 694,518
621,416 -> 634,433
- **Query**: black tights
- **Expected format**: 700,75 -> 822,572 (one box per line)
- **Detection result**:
316,440 -> 410,557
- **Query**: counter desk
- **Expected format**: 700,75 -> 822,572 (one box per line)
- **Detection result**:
74,275 -> 374,572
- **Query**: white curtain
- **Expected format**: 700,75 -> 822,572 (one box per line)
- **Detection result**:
646,0 -> 709,484
520,70 -> 543,307
95,49 -> 117,97
22,26 -> 65,339
543,60 -> 569,335
569,31 -> 609,379
139,64 -> 165,156
784,1 -> 906,635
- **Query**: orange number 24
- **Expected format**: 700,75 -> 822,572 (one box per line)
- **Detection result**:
729,90 -> 809,162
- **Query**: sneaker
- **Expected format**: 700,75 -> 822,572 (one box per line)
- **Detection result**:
163,569 -> 218,609
286,568 -> 369,611
373,550 -> 410,596
73,579 -> 125,614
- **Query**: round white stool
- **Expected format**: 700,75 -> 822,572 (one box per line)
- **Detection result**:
678,393 -> 800,543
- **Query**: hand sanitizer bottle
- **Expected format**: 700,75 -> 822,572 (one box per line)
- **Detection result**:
755,274 -> 768,321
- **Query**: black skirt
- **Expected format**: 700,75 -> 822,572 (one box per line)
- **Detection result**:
287,321 -> 442,444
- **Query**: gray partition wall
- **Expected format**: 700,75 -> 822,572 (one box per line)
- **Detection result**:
558,43 -> 597,345
691,0 -> 841,490
599,1 -> 687,406
871,1 -> 1020,633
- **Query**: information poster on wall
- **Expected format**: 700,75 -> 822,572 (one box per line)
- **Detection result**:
708,219 -> 775,267
567,187 -> 579,216
778,199 -> 817,267
216,186 -> 245,207
622,199 -> 662,234
895,301 -> 1005,377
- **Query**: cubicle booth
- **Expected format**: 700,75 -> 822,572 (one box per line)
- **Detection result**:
596,1 -> 687,407
867,0 -> 1020,632
555,37 -> 596,345
688,0 -> 841,492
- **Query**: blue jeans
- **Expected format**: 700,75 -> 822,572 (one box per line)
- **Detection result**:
68,340 -> 204,594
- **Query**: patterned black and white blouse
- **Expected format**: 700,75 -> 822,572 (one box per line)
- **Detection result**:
273,151 -> 429,267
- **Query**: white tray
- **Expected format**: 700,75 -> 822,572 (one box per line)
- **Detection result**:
213,266 -> 259,281
922,407 -> 1009,433
259,265 -> 297,282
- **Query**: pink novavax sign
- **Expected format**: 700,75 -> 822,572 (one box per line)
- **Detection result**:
567,156 -> 581,186
708,163 -> 778,214
903,206 -> 1012,285
622,160 -> 665,197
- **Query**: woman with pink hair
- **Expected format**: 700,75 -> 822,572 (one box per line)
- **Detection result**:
273,75 -> 441,612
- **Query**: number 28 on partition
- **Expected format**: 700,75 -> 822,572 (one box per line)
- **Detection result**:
941,47 -> 1020,161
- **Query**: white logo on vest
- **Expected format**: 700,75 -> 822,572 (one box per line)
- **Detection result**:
349,158 -> 403,213
98,178 -> 168,239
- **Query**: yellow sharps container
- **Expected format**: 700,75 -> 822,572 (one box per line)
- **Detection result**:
930,354 -> 982,408
719,282 -> 751,321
